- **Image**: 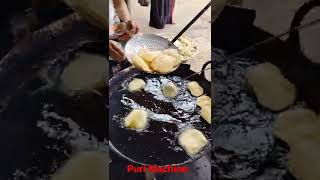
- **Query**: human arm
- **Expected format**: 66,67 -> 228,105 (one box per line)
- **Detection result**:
112,0 -> 131,22
113,0 -> 139,36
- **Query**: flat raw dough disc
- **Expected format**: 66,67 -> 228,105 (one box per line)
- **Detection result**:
274,108 -> 320,180
51,151 -> 108,180
60,53 -> 107,92
124,109 -> 148,130
178,128 -> 208,156
187,81 -> 204,97
128,78 -> 145,92
246,63 -> 296,111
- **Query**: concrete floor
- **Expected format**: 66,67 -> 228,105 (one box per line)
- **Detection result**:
242,0 -> 307,36
129,0 -> 212,80
241,0 -> 320,63
212,0 -> 320,63
128,0 -> 320,77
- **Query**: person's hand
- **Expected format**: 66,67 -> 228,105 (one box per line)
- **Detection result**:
118,20 -> 140,41
126,20 -> 139,35
109,40 -> 126,62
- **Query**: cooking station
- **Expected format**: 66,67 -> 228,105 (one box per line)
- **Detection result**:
212,3 -> 320,180
108,63 -> 212,180
0,0 -> 319,179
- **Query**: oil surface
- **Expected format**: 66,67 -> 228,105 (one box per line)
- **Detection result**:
212,49 -> 290,180
0,51 -> 108,179
109,74 -> 211,165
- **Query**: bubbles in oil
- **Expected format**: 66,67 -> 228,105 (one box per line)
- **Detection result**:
144,76 -> 198,113
112,75 -> 211,157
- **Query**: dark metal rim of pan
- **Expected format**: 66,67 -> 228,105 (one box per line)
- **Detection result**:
108,63 -> 212,167
288,0 -> 320,60
109,141 -> 211,167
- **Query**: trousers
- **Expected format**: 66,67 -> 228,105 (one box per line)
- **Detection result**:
149,0 -> 175,29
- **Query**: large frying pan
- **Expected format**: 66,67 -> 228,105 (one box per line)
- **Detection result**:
0,13 -> 108,179
286,0 -> 320,112
212,4 -> 320,180
109,62 -> 212,166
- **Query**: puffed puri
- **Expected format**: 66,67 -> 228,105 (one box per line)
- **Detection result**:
187,81 -> 204,97
246,62 -> 296,111
124,109 -> 148,130
178,128 -> 209,156
128,78 -> 146,92
162,82 -> 179,97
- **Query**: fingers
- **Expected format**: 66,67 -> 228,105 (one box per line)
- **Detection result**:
110,42 -> 124,56
109,41 -> 126,62
133,23 -> 139,34
118,34 -> 130,42
126,20 -> 139,34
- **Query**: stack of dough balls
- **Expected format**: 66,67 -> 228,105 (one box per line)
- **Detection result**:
274,108 -> 320,180
178,128 -> 208,156
132,48 -> 182,73
50,151 -> 108,180
246,63 -> 296,111
124,109 -> 148,130
162,82 -> 179,98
